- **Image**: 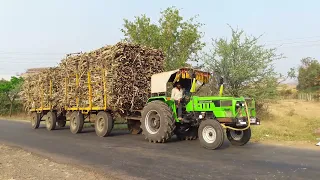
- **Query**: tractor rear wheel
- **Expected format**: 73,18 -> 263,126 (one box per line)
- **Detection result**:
31,112 -> 40,129
46,112 -> 57,131
95,111 -> 113,137
141,100 -> 175,143
70,111 -> 84,134
127,120 -> 142,135
175,124 -> 198,140
198,119 -> 224,150
226,128 -> 251,146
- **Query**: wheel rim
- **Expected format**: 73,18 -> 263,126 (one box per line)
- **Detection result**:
202,126 -> 217,143
31,116 -> 36,127
230,130 -> 243,141
47,117 -> 51,128
71,117 -> 76,129
97,117 -> 105,132
145,110 -> 160,134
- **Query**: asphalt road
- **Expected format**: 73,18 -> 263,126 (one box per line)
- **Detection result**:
0,120 -> 319,180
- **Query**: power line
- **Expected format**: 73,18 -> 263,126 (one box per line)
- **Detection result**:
265,39 -> 320,46
264,36 -> 320,43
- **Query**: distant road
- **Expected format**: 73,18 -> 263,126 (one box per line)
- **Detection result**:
0,120 -> 319,180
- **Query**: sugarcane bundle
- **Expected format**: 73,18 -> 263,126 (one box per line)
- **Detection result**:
21,67 -> 63,111
21,42 -> 165,113
60,42 -> 165,112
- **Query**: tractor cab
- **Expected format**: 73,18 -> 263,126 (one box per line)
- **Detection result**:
150,67 -> 214,100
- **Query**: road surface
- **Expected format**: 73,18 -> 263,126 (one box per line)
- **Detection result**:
0,120 -> 319,180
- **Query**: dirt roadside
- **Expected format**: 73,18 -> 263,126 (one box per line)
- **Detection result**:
0,144 -> 116,180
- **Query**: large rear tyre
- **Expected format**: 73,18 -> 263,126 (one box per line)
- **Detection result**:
95,111 -> 113,137
198,119 -> 224,150
141,100 -> 175,143
46,112 -> 57,131
31,112 -> 40,129
226,128 -> 251,146
70,111 -> 84,134
127,120 -> 142,135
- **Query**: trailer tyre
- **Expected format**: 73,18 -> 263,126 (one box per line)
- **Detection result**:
46,112 -> 57,131
95,111 -> 113,137
141,100 -> 175,143
31,112 -> 41,129
226,128 -> 251,146
198,119 -> 224,150
70,111 -> 84,134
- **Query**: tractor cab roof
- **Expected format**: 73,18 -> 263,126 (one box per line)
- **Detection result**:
151,67 -> 211,94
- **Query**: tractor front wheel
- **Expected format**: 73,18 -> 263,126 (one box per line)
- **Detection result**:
141,100 -> 175,143
198,119 -> 224,150
226,128 -> 251,146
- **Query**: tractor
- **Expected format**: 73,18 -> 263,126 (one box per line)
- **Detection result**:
140,68 -> 260,150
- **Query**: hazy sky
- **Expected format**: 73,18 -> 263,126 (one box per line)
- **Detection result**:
0,0 -> 319,80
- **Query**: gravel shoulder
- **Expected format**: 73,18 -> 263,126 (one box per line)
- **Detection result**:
0,144 -> 114,180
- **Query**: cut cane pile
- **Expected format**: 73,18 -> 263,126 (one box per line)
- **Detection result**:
21,42 -> 164,113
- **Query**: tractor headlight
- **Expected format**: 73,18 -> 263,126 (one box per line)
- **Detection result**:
236,102 -> 244,107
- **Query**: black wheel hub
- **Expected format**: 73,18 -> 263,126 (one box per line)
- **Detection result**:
150,118 -> 160,129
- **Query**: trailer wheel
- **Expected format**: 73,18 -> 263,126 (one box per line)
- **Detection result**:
141,100 -> 175,143
226,128 -> 251,146
95,111 -> 113,137
46,112 -> 57,131
127,120 -> 142,135
198,119 -> 224,150
31,112 -> 41,129
70,111 -> 84,134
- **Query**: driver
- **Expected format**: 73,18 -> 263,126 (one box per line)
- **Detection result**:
171,82 -> 184,121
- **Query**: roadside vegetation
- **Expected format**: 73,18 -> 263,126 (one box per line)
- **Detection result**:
0,6 -> 319,146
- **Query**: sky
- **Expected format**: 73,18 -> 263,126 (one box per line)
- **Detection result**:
0,0 -> 319,81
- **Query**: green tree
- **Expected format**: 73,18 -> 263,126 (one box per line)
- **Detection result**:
121,6 -> 205,70
297,57 -> 320,92
203,26 -> 291,100
0,76 -> 24,116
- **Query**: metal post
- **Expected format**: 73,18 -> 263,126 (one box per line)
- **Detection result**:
103,69 -> 107,110
88,71 -> 92,110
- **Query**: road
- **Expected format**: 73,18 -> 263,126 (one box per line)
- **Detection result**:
0,120 -> 319,180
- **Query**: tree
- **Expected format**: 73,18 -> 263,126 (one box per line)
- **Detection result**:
0,76 -> 24,116
203,26 -> 290,100
121,6 -> 205,70
297,57 -> 320,92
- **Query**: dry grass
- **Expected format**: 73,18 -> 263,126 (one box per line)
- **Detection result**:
251,99 -> 320,144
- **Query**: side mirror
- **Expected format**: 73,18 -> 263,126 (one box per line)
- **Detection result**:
219,77 -> 224,85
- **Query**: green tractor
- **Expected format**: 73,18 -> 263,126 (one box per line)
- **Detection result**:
140,68 -> 260,150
